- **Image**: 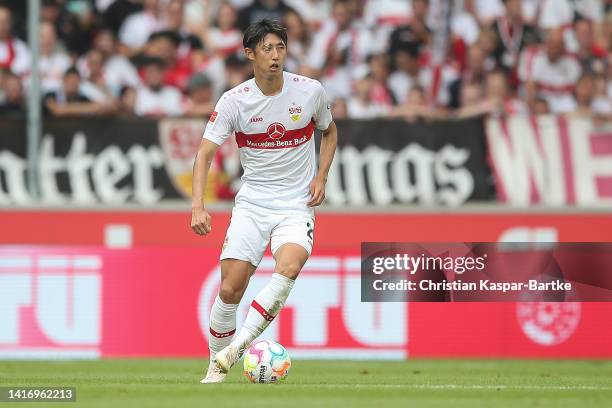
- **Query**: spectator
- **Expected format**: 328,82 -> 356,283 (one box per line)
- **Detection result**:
484,69 -> 527,116
386,0 -> 463,107
388,85 -> 439,122
363,0 -> 411,29
533,96 -> 550,115
476,28 -> 499,64
539,0 -> 604,31
134,57 -> 183,117
144,5 -> 225,98
538,0 -> 604,54
363,0 -> 411,55
573,18 -> 606,75
449,44 -> 491,108
283,0 -> 331,29
80,49 -> 116,103
2,1 -> 26,40
283,8 -> 310,73
144,30 -> 192,91
40,0 -> 99,57
204,2 -> 243,59
454,80 -> 494,118
0,70 -> 25,116
56,0 -> 98,56
570,73 -> 597,117
41,0 -> 63,25
78,28 -> 142,96
601,58 -> 611,100
165,0 -> 205,66
44,66 -> 114,116
368,53 -> 395,108
387,47 -> 426,104
118,85 -> 137,115
579,73 -> 612,118
0,5 -> 30,76
347,75 -> 390,119
460,81 -> 483,107
518,28 -> 581,113
538,0 -> 574,30
331,97 -> 348,119
305,0 -> 373,79
183,73 -> 215,117
96,0 -> 118,13
491,0 -> 539,73
189,41 -> 227,101
388,0 -> 431,57
450,0 -> 480,48
1,0 -> 606,123
38,21 -> 71,93
223,54 -> 250,90
119,0 -> 166,54
592,74 -> 612,120
237,0 -> 293,32
472,0 -> 504,27
181,0 -> 207,32
103,0 -> 143,35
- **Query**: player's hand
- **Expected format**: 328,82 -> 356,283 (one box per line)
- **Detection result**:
308,175 -> 326,207
191,207 -> 212,236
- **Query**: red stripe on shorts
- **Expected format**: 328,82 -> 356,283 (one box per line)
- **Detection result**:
209,327 -> 236,338
251,300 -> 275,321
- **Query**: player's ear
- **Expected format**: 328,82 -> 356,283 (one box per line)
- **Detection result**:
244,48 -> 255,61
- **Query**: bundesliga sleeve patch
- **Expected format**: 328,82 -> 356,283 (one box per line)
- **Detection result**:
209,111 -> 218,123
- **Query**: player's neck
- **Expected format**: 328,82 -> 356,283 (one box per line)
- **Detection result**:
254,73 -> 284,96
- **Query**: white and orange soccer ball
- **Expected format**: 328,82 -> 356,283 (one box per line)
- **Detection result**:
243,340 -> 291,384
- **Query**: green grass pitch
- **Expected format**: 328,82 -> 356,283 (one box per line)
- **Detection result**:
1,359 -> 611,407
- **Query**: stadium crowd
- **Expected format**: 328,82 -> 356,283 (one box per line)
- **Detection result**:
0,0 -> 611,121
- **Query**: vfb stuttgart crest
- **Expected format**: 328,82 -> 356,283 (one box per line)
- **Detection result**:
158,119 -> 239,200
289,104 -> 302,121
267,122 -> 286,139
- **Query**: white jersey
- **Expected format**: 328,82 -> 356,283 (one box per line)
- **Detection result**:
203,71 -> 333,212
518,47 -> 581,113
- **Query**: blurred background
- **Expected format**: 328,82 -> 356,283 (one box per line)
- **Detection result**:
0,0 -> 611,361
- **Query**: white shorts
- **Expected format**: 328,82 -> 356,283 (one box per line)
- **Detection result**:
220,205 -> 315,267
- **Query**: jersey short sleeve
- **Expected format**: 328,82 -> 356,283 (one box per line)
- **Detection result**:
202,95 -> 236,145
313,83 -> 333,131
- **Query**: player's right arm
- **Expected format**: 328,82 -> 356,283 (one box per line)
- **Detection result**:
191,139 -> 219,235
191,96 -> 237,236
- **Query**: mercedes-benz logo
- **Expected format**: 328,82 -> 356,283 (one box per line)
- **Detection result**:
267,122 -> 286,139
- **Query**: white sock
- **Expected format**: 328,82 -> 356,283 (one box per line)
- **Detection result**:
231,273 -> 295,351
208,295 -> 239,361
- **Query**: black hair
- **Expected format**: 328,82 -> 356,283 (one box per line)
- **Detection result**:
148,30 -> 181,46
242,19 -> 287,50
64,66 -> 80,78
141,56 -> 166,68
119,85 -> 135,98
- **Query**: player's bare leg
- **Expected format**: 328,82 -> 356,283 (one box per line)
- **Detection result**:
215,243 -> 308,373
201,259 -> 256,384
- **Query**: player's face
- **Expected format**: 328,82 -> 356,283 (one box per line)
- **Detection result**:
248,33 -> 286,78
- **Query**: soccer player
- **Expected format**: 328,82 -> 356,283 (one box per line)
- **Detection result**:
191,19 -> 338,383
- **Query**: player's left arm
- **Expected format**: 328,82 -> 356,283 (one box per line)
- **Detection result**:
308,120 -> 337,207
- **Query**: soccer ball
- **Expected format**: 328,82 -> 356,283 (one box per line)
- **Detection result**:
243,339 -> 291,384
